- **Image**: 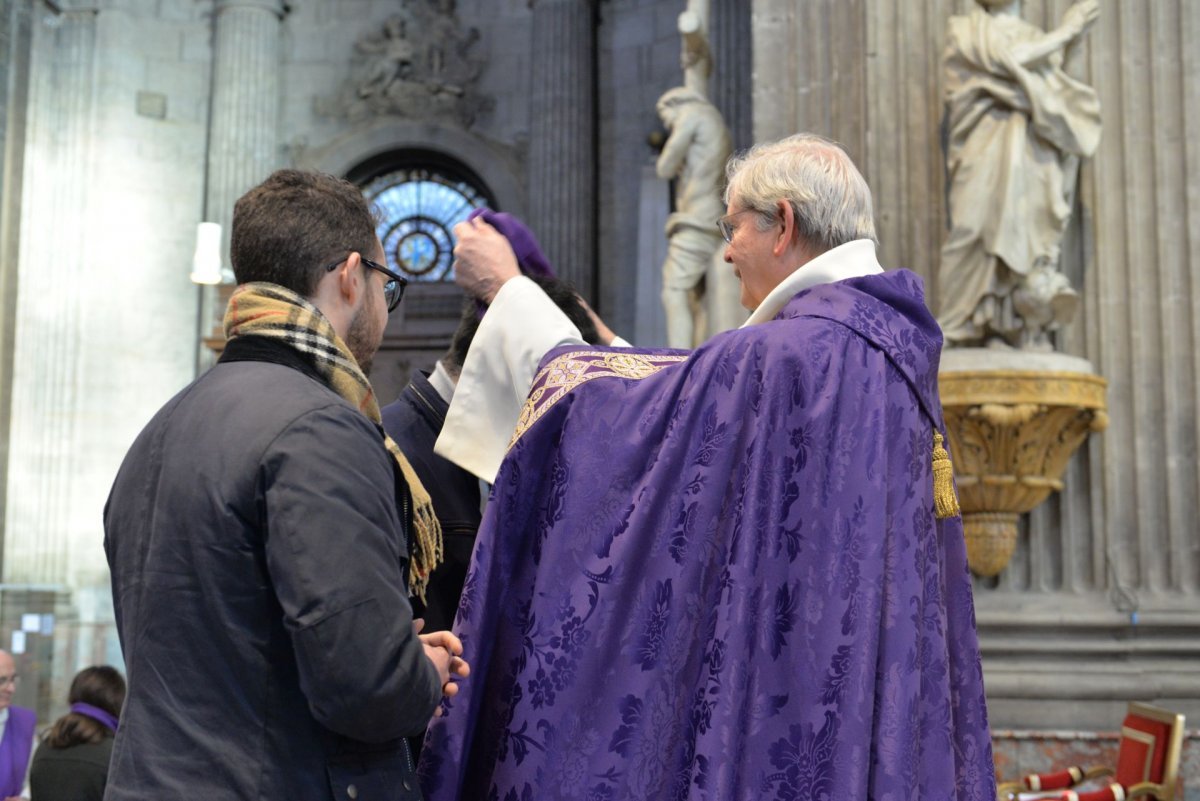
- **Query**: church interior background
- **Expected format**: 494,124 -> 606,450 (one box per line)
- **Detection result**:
0,0 -> 1196,790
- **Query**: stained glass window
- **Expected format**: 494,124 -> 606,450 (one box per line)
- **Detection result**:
360,163 -> 491,282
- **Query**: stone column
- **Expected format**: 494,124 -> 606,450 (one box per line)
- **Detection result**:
4,8 -> 98,582
205,0 -> 285,271
527,0 -> 596,300
709,0 -> 752,151
0,0 -> 32,566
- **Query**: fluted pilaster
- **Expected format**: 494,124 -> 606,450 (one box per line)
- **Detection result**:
709,0 -> 752,151
0,0 -> 33,566
4,10 -> 97,583
528,0 -> 596,299
206,0 -> 284,266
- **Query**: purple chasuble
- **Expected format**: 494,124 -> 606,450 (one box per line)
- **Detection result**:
420,270 -> 994,801
0,705 -> 35,797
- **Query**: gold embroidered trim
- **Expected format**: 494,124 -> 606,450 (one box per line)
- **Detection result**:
508,350 -> 688,450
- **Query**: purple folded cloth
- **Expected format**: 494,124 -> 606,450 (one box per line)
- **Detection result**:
466,208 -> 556,280
465,208 -> 557,317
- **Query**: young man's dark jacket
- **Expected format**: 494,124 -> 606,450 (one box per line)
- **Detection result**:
382,370 -> 482,633
103,336 -> 440,801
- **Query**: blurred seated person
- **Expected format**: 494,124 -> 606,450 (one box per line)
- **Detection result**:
28,666 -> 125,801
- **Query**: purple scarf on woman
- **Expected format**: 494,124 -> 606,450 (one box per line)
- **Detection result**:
0,706 -> 35,797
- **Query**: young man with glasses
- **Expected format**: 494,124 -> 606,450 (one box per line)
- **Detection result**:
104,169 -> 466,801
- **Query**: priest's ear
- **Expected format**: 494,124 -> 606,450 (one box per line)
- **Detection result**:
772,199 -> 797,257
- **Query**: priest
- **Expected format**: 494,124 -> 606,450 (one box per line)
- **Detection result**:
421,134 -> 995,801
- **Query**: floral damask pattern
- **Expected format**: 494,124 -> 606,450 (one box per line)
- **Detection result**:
422,271 -> 994,801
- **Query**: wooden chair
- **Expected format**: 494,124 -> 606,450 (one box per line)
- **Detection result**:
997,702 -> 1185,801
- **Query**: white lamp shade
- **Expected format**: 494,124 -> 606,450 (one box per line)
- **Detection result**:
190,222 -> 224,285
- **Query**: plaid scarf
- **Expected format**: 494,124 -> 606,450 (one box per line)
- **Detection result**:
223,282 -> 442,602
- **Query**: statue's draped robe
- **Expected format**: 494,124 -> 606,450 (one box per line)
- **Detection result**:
421,270 -> 995,801
936,8 -> 1101,345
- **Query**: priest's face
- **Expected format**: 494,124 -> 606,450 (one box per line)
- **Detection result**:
722,198 -> 785,311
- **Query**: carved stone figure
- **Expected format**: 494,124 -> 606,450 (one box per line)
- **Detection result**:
317,1 -> 485,126
937,0 -> 1101,350
677,0 -> 711,96
655,87 -> 732,348
355,14 -> 418,101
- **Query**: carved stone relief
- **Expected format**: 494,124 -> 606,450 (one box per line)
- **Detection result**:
317,0 -> 488,126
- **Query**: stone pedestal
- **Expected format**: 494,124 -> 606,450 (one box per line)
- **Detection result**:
939,350 -> 1108,576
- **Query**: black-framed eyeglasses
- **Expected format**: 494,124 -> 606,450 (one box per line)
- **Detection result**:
716,208 -> 764,243
323,254 -> 409,312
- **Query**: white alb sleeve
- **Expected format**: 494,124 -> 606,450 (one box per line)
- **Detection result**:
434,276 -> 585,482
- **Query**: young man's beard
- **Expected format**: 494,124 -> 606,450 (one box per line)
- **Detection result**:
345,283 -> 382,377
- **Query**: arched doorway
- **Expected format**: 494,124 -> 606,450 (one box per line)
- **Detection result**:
350,149 -> 496,403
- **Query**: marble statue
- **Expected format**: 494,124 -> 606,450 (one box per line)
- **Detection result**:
655,86 -> 732,348
677,0 -> 711,97
937,0 -> 1101,350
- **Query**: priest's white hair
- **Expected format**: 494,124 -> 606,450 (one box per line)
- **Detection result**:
724,133 -> 878,254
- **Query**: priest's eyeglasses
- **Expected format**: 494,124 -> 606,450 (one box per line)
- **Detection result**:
716,209 -> 762,243
324,254 -> 409,312
0,674 -> 18,687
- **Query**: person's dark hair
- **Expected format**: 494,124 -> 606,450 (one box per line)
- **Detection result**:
230,169 -> 379,298
443,276 -> 602,376
41,666 -> 126,748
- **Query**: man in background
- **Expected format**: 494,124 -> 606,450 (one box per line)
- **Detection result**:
0,649 -> 34,801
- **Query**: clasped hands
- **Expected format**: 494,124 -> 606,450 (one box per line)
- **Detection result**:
415,619 -> 470,717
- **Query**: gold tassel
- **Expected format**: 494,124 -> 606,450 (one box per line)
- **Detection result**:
932,431 -> 961,519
